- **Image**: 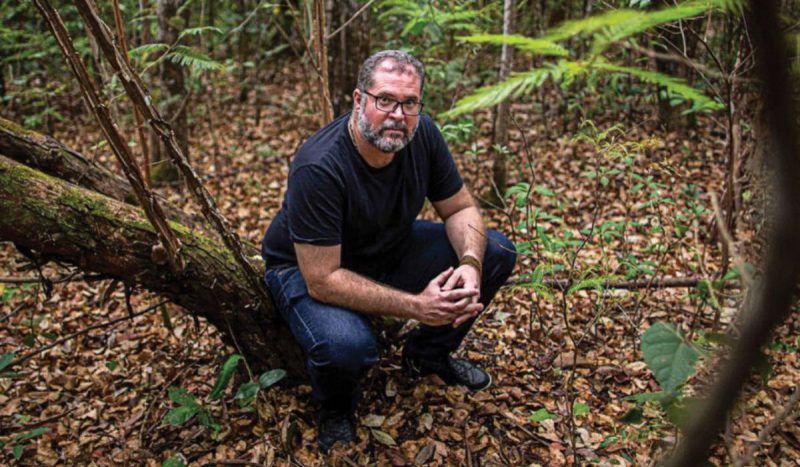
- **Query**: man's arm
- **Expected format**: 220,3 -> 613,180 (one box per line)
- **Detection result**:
295,243 -> 482,326
432,186 -> 487,326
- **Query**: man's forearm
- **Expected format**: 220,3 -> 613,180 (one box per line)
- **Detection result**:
312,268 -> 418,319
444,206 -> 487,262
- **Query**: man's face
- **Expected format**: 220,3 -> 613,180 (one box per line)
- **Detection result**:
355,65 -> 422,154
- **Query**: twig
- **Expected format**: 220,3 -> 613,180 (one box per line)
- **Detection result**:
8,300 -> 168,368
325,0 -> 376,40
507,275 -> 741,290
710,192 -> 753,287
0,272 -> 83,284
734,388 -> 800,467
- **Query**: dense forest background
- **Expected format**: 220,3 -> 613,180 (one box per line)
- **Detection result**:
1,0 -> 799,465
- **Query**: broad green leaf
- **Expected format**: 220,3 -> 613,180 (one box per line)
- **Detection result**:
13,427 -> 49,442
0,352 -> 15,372
573,403 -> 590,417
13,444 -> 23,461
529,408 -> 558,422
641,322 -> 700,392
167,387 -> 198,407
208,354 -> 243,401
258,369 -> 286,389
163,456 -> 185,467
234,382 -> 260,407
163,405 -> 199,426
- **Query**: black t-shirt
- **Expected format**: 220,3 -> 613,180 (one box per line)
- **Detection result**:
261,112 -> 463,277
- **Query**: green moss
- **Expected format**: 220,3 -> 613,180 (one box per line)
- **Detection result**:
0,117 -> 44,140
57,187 -> 113,217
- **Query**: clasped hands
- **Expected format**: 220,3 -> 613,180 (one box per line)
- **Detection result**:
413,265 -> 482,327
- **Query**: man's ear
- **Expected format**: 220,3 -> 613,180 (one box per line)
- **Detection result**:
352,88 -> 362,110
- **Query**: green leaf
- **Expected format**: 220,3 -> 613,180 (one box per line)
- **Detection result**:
529,408 -> 558,422
641,322 -> 701,392
160,304 -> 173,332
167,386 -> 198,407
0,352 -> 15,372
13,444 -> 23,461
573,402 -> 590,417
258,369 -> 286,389
162,456 -> 185,467
234,382 -> 260,407
208,354 -> 243,401
623,390 -> 676,405
13,427 -> 49,442
163,405 -> 199,426
663,396 -> 703,431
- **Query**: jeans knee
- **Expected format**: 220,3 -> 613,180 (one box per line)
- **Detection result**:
309,332 -> 378,374
485,230 -> 517,281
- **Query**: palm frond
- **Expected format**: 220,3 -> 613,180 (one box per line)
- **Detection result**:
457,34 -> 569,57
442,63 -> 572,118
177,26 -> 223,40
593,62 -> 722,111
128,42 -> 169,58
166,45 -> 221,72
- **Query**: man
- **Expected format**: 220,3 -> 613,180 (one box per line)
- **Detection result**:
261,50 -> 516,451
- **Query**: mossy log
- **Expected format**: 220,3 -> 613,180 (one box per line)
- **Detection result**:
0,153 -> 305,373
0,117 -> 198,227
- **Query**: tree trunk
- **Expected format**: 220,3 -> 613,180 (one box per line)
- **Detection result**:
155,0 -> 189,181
0,120 -> 405,376
326,0 -> 371,116
484,0 -> 515,205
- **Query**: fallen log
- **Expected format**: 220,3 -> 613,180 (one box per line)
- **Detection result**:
0,153 -> 304,373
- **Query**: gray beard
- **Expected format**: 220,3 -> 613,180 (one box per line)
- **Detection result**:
356,101 -> 418,153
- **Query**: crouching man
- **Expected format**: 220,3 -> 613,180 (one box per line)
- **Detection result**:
261,50 -> 516,451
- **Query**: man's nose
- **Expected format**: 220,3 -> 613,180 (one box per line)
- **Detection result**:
388,103 -> 405,119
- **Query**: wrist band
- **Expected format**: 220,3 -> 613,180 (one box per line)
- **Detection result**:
459,254 -> 482,276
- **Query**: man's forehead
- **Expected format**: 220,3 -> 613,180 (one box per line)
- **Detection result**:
370,61 -> 421,96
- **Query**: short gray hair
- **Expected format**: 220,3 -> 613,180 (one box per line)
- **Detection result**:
356,50 -> 425,94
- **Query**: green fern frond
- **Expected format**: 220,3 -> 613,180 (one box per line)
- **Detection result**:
543,9 -> 642,42
178,26 -> 223,40
457,34 -> 569,57
593,62 -> 722,111
591,2 -> 711,54
128,42 -> 169,59
166,45 -> 221,72
442,63 -> 569,118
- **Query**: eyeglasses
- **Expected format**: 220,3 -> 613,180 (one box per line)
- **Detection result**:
361,89 -> 424,116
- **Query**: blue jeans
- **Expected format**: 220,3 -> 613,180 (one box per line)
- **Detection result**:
264,220 -> 516,411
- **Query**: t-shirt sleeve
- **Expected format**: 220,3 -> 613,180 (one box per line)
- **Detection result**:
425,116 -> 464,202
286,165 -> 343,245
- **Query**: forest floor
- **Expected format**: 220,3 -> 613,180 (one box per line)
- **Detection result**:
1,60 -> 799,466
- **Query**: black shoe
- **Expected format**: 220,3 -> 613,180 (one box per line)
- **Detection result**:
317,407 -> 356,452
403,353 -> 492,391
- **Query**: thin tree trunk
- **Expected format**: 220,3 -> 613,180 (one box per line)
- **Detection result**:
486,0 -> 515,204
313,0 -> 333,125
155,0 -> 189,181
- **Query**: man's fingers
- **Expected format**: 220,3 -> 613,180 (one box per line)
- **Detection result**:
452,306 -> 481,327
433,267 -> 454,287
442,288 -> 479,301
